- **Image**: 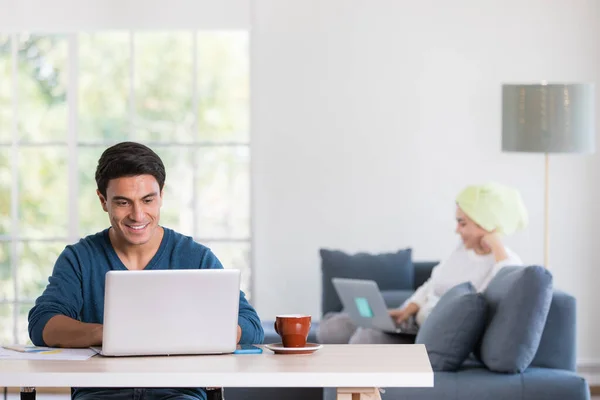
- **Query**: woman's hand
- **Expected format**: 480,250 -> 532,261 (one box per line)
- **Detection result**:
388,302 -> 420,324
480,231 -> 501,252
481,232 -> 508,262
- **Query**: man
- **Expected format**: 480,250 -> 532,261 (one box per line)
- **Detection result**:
28,141 -> 264,400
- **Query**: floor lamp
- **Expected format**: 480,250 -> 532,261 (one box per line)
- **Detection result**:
501,83 -> 595,268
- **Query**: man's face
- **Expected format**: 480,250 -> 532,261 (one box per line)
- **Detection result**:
97,174 -> 163,247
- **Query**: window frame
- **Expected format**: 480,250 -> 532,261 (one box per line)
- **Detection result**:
0,28 -> 253,345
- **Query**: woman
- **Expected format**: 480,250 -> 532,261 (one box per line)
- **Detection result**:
317,182 -> 528,345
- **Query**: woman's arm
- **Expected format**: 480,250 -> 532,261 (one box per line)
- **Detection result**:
389,262 -> 444,323
479,232 -> 523,290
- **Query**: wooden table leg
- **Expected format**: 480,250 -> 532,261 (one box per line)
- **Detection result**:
337,387 -> 382,400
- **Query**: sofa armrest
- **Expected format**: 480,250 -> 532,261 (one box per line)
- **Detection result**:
414,261 -> 438,289
530,289 -> 577,371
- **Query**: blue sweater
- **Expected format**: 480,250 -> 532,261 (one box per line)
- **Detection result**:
28,227 -> 264,347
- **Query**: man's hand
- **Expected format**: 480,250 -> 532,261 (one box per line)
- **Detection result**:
91,324 -> 103,346
43,315 -> 103,348
388,302 -> 420,324
481,232 -> 508,262
236,325 -> 242,343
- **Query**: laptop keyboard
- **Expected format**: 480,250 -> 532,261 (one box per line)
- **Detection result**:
395,318 -> 419,334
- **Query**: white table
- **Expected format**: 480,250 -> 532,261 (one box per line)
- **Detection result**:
0,344 -> 434,400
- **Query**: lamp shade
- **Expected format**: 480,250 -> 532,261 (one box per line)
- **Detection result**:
502,83 -> 595,153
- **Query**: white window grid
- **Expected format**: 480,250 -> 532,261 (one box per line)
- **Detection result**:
0,31 -> 252,344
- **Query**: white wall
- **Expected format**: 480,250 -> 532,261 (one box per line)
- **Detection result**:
251,0 -> 600,369
0,0 -> 250,30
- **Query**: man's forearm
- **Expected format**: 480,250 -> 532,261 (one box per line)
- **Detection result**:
238,315 -> 264,344
43,315 -> 102,348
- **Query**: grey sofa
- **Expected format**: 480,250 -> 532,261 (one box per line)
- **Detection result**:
226,261 -> 591,400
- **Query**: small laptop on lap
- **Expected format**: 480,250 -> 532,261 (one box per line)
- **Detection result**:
332,277 -> 419,336
93,269 -> 240,357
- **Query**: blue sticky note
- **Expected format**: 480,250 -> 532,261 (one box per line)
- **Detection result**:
234,344 -> 263,354
354,297 -> 373,318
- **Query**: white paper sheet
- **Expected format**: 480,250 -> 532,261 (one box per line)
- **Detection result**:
0,345 -> 98,360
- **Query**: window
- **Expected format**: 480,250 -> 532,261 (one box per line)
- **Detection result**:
0,31 -> 251,345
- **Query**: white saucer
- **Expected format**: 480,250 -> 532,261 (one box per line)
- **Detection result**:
265,343 -> 323,355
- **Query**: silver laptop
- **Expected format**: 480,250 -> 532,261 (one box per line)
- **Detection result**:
93,269 -> 241,356
332,277 -> 419,335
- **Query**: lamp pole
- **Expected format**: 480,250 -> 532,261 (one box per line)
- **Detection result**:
544,153 -> 549,268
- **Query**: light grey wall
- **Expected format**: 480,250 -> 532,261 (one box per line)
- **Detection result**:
251,0 -> 600,372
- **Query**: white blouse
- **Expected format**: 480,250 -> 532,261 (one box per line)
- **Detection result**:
407,242 -> 523,325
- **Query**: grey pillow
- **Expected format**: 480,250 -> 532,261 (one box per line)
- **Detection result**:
415,282 -> 487,371
320,248 -> 413,316
479,265 -> 553,373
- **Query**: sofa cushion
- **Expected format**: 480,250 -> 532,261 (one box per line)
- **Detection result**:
413,261 -> 439,288
351,367 -> 590,400
320,248 -> 413,316
415,282 -> 487,371
479,265 -> 553,373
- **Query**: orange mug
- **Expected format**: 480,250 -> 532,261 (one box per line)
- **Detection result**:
274,315 -> 311,348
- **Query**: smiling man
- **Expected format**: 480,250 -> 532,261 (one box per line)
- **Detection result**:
27,141 -> 263,400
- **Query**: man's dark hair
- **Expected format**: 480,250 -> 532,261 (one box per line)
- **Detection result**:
95,141 -> 166,198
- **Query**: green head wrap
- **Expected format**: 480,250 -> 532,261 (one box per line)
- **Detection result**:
456,182 -> 528,235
